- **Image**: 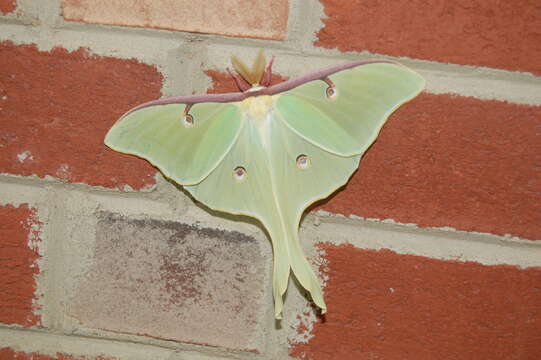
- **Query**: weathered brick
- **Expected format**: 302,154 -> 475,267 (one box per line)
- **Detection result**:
0,0 -> 16,14
0,204 -> 42,327
205,70 -> 541,240
0,348 -> 116,360
61,0 -> 289,40
0,41 -> 161,189
67,212 -> 266,352
290,244 -> 541,359
316,0 -> 541,75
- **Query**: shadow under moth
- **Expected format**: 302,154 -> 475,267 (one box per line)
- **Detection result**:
105,51 -> 425,319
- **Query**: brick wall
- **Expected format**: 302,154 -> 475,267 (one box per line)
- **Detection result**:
1,1 -> 539,359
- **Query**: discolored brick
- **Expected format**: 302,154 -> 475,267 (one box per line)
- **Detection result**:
62,0 -> 289,40
67,212 -> 267,352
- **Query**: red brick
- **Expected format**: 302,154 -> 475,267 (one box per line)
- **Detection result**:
0,0 -> 16,14
290,244 -> 541,360
0,348 -> 117,360
0,41 -> 161,189
319,93 -> 541,240
316,0 -> 541,75
0,204 -> 42,327
61,0 -> 289,40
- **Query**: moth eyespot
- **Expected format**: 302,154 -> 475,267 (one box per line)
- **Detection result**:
296,154 -> 310,170
326,86 -> 338,100
233,166 -> 247,182
183,114 -> 194,128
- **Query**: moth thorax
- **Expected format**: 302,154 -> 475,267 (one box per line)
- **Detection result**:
241,96 -> 273,118
247,85 -> 265,92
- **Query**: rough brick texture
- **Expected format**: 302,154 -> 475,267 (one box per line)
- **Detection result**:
317,0 -> 541,75
62,0 -> 289,40
205,71 -> 541,240
0,204 -> 42,327
0,348 -> 116,360
0,41 -> 161,189
67,213 -> 266,352
0,0 -> 16,14
290,244 -> 541,360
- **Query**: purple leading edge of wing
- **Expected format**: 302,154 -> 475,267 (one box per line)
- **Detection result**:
124,59 -> 395,115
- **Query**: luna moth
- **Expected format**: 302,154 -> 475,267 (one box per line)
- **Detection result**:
104,51 -> 424,319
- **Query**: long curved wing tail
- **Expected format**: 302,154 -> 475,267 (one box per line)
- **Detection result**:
268,220 -> 326,319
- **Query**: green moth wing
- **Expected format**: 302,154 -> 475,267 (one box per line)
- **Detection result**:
104,60 -> 425,319
105,102 -> 242,185
277,62 -> 425,156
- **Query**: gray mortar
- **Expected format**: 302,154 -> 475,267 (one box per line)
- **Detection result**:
0,327 -> 181,360
306,213 -> 541,268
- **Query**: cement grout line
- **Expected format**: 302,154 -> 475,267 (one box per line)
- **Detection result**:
1,18 -> 541,105
203,44 -> 541,106
296,0 -> 326,53
0,327 -> 175,359
0,173 -> 155,197
312,211 -> 541,244
0,326 -> 267,359
284,0 -> 316,50
0,174 -> 539,265
40,186 -> 72,332
8,171 -> 532,251
303,213 -> 541,268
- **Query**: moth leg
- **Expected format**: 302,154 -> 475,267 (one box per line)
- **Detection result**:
183,104 -> 194,127
227,67 -> 252,92
261,56 -> 275,87
322,76 -> 337,99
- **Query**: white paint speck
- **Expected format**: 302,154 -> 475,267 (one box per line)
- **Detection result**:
56,164 -> 71,180
389,287 -> 395,293
26,213 -> 42,251
17,151 -> 34,163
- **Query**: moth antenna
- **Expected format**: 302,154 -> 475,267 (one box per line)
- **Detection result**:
252,49 -> 266,85
232,55 -> 256,85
